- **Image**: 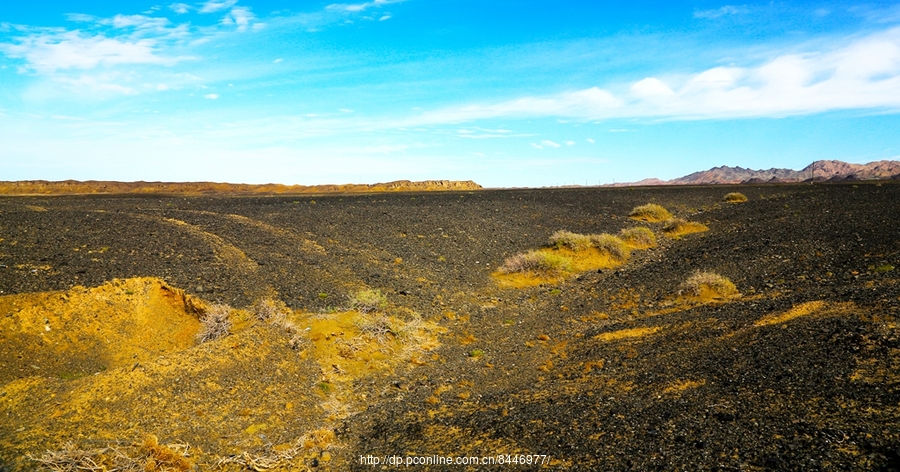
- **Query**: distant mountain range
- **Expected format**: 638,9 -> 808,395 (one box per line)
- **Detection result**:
606,160 -> 900,187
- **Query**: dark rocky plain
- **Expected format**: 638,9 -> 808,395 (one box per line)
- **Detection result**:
1,183 -> 899,470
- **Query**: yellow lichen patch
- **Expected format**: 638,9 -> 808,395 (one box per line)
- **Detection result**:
594,326 -> 661,342
662,219 -> 709,239
663,379 -> 706,394
0,278 -> 203,383
754,301 -> 828,327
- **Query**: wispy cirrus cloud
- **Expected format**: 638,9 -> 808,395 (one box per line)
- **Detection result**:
220,7 -> 256,32
326,0 -> 404,13
170,3 -> 191,14
199,0 -> 239,14
2,31 -> 190,73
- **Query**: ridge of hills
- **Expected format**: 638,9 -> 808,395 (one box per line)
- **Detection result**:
0,179 -> 482,196
607,159 -> 900,186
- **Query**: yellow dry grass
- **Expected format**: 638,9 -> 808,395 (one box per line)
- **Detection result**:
628,204 -> 673,222
594,326 -> 661,342
493,247 -> 625,287
663,379 -> 706,394
723,192 -> 748,203
662,219 -> 709,239
754,301 -> 827,327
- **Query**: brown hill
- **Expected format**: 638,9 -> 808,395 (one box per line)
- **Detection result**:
606,159 -> 900,186
0,179 -> 482,196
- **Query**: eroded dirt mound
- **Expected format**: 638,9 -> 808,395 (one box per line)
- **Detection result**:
0,278 -> 203,384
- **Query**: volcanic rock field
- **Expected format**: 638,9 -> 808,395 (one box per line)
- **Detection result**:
1,183 -> 899,470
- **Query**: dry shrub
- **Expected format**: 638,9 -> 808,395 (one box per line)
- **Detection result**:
30,437 -> 191,472
681,271 -> 739,299
589,234 -> 631,261
499,250 -> 572,275
349,289 -> 387,314
723,192 -> 748,203
662,218 -> 709,238
216,429 -> 338,470
252,297 -> 290,323
356,313 -> 398,340
252,298 -> 307,350
548,230 -> 593,251
141,434 -> 191,471
619,226 -> 657,248
628,203 -> 673,222
196,304 -> 232,343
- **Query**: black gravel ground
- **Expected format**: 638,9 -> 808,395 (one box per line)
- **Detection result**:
1,182 -> 899,470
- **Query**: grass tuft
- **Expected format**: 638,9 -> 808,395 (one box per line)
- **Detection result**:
681,271 -> 739,299
619,226 -> 657,249
349,289 -> 387,314
662,218 -> 709,239
629,203 -> 673,222
723,192 -> 748,203
548,230 -> 593,251
196,304 -> 232,343
498,250 -> 573,275
589,233 -> 631,261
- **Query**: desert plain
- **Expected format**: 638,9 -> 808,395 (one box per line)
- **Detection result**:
1,182 -> 899,470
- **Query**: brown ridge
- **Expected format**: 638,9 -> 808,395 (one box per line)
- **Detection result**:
0,179 -> 482,196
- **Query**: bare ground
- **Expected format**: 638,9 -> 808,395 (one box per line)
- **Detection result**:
1,183 -> 899,470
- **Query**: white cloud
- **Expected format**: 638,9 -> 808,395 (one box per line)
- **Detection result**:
631,77 -> 675,98
586,138 -> 595,144
530,143 -> 543,149
204,93 -> 219,99
326,0 -> 403,13
199,0 -> 238,14
272,58 -> 283,63
220,6 -> 255,31
66,13 -> 97,23
541,140 -> 561,148
454,127 -> 529,139
2,31 -> 188,73
412,87 -> 621,124
105,15 -> 171,30
379,14 -> 392,21
694,5 -> 749,19
405,27 -> 900,123
170,3 -> 191,14
565,140 -> 575,146
56,74 -> 138,95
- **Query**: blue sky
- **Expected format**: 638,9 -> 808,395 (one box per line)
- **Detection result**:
1,1 -> 900,187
